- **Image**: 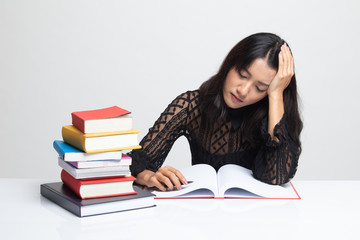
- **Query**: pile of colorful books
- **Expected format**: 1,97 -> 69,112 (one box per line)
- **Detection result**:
41,106 -> 155,217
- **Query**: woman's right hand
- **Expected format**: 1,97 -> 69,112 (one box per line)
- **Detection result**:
135,166 -> 188,192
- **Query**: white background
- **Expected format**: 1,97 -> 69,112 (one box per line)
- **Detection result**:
1,0 -> 359,180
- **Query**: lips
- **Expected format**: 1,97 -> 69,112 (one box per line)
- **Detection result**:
231,93 -> 243,103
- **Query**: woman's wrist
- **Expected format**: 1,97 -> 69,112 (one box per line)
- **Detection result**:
268,91 -> 285,141
268,90 -> 284,101
135,169 -> 155,186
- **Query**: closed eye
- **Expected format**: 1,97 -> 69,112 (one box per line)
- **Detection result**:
256,86 -> 267,93
238,72 -> 248,79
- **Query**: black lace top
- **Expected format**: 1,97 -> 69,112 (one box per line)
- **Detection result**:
129,90 -> 300,185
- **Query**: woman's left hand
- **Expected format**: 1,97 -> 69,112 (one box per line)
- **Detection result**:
267,43 -> 294,97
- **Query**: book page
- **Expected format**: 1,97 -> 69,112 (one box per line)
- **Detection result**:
152,164 -> 218,198
217,164 -> 299,199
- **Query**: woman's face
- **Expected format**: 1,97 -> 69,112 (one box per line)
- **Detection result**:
223,58 -> 277,109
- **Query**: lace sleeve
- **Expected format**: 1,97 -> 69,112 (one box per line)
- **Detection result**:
252,114 -> 300,185
129,91 -> 191,177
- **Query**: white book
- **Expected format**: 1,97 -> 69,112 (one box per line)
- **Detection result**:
152,164 -> 300,199
58,157 -> 131,179
67,155 -> 132,169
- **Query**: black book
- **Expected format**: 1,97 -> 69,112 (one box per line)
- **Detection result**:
40,182 -> 155,217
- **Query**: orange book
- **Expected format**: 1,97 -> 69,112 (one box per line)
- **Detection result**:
62,125 -> 141,153
61,170 -> 137,199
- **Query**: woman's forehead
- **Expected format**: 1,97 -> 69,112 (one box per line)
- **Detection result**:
244,58 -> 277,84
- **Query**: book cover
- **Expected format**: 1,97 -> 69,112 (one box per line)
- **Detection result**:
61,125 -> 141,153
40,183 -> 156,217
53,140 -> 124,162
61,170 -> 136,199
58,157 -> 131,179
72,106 -> 131,133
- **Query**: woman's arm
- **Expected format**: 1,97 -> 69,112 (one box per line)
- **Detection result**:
129,91 -> 193,191
253,43 -> 299,185
253,115 -> 300,185
267,43 -> 294,140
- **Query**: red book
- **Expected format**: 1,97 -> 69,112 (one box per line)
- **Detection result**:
71,106 -> 132,134
61,170 -> 137,199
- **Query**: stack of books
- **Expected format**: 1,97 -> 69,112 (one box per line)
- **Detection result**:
41,106 -> 155,217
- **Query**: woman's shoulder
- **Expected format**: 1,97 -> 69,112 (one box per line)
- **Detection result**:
172,90 -> 199,103
166,90 -> 200,114
176,89 -> 199,98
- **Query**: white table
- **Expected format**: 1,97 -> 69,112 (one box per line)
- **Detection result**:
1,179 -> 359,240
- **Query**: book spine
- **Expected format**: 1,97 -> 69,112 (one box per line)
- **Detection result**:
62,126 -> 87,152
53,141 -> 65,159
61,170 -> 83,199
67,161 -> 79,168
71,113 -> 85,133
40,184 -> 82,217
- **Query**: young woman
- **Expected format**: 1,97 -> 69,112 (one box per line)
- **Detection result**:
129,32 -> 303,191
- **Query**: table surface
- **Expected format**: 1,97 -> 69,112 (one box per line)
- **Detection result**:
1,179 -> 359,240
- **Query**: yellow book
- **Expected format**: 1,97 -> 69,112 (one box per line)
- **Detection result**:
62,125 -> 141,153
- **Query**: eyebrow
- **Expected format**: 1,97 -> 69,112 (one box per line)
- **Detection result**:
243,68 -> 270,87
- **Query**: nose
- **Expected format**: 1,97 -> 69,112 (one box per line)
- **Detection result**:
237,82 -> 251,99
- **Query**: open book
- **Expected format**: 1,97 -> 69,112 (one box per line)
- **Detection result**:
152,164 -> 300,199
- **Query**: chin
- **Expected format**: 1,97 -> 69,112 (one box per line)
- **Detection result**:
225,100 -> 243,109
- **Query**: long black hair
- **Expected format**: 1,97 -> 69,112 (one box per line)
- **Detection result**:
199,32 -> 302,150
